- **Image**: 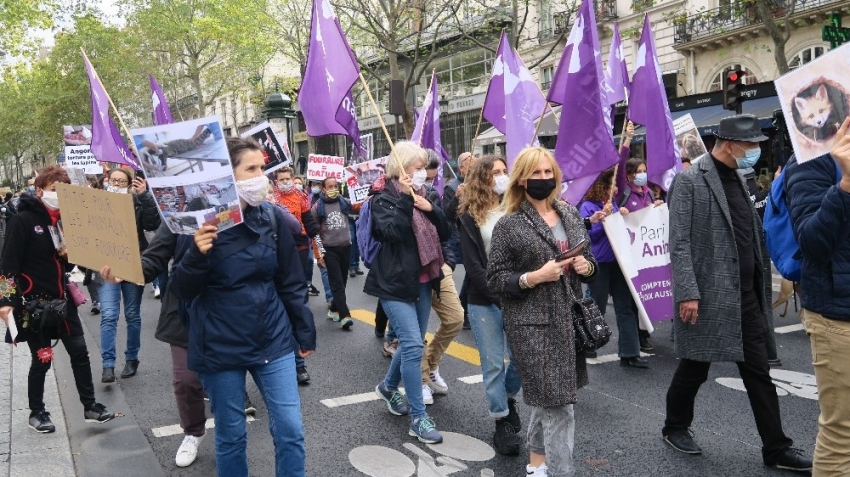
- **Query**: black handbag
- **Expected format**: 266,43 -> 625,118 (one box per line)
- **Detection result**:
22,298 -> 68,335
572,297 -> 611,352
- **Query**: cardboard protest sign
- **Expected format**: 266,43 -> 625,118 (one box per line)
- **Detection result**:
56,183 -> 144,284
775,42 -> 850,163
241,121 -> 291,173
307,154 -> 345,181
63,125 -> 100,174
344,156 -> 388,203
673,114 -> 707,163
603,204 -> 676,332
130,116 -> 242,234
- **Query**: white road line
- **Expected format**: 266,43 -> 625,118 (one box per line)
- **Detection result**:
151,416 -> 257,438
458,374 -> 483,384
775,323 -> 805,334
321,389 -> 406,408
587,352 -> 654,365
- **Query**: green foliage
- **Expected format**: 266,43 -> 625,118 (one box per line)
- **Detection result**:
0,0 -> 56,56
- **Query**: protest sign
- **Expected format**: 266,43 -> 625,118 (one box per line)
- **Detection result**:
307,154 -> 345,182
63,125 -> 100,174
65,167 -> 88,186
359,133 -> 374,161
673,114 -> 707,163
241,121 -> 291,173
130,116 -> 242,234
344,156 -> 388,203
603,204 -> 676,332
775,42 -> 850,163
56,183 -> 144,284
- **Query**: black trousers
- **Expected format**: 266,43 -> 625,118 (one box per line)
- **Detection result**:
324,245 -> 352,318
663,291 -> 793,461
27,314 -> 95,413
375,301 -> 388,334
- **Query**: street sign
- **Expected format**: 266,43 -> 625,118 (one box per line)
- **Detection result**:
823,13 -> 850,49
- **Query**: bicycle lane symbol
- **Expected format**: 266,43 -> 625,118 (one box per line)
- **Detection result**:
348,431 -> 497,477
716,369 -> 818,400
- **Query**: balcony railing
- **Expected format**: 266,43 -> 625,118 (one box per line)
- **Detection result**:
538,28 -> 554,44
631,0 -> 654,13
596,0 -> 618,20
554,11 -> 572,35
541,80 -> 552,91
674,0 -> 847,45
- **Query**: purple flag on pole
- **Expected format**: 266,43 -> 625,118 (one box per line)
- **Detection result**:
604,23 -> 630,107
83,54 -> 140,169
150,75 -> 173,126
629,15 -> 680,191
335,90 -> 365,157
547,0 -> 619,187
301,0 -> 361,138
411,71 -> 450,196
482,31 -> 548,168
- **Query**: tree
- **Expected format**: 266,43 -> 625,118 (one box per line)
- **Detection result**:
748,0 -> 796,75
0,0 -> 56,56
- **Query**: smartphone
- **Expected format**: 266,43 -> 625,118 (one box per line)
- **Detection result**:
555,239 -> 587,261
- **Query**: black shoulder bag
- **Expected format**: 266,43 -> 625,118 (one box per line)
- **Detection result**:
568,276 -> 611,353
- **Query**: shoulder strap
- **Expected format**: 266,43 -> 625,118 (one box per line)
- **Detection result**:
618,187 -> 631,208
260,202 -> 278,251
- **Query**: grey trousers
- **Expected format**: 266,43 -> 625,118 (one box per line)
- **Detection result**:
527,404 -> 576,477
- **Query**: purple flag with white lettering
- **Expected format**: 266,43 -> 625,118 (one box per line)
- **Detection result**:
482,31 -> 548,168
411,71 -> 450,196
604,23 -> 630,107
150,75 -> 173,126
83,54 -> 140,169
335,90 -> 364,157
301,0 -> 361,138
629,15 -> 680,190
547,0 -> 618,188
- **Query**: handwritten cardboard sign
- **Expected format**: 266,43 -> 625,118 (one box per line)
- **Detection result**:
56,184 -> 144,284
307,154 -> 345,181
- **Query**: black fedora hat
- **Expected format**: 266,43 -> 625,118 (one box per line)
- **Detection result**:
714,114 -> 768,142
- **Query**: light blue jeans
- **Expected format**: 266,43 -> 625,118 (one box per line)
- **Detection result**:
380,283 -> 432,419
98,281 -> 143,368
468,303 -> 522,418
198,352 -> 304,477
320,266 -> 333,302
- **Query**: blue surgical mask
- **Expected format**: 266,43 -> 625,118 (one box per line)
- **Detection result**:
311,186 -> 321,195
734,144 -> 761,169
295,184 -> 304,191
633,172 -> 648,187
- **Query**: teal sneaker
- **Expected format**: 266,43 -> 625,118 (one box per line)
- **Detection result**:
327,310 -> 340,322
340,316 -> 353,330
375,382 -> 409,416
409,415 -> 443,444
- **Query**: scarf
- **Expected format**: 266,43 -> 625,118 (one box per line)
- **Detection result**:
392,180 -> 443,283
316,194 -> 350,223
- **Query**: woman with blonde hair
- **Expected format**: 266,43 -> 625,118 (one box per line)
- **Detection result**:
366,141 -> 451,444
487,147 -> 597,477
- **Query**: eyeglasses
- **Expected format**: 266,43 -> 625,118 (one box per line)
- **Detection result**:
109,179 -> 129,186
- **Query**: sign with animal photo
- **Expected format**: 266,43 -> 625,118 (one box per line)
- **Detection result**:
344,156 -> 388,203
775,42 -> 850,163
241,120 -> 291,174
307,154 -> 345,181
673,114 -> 707,163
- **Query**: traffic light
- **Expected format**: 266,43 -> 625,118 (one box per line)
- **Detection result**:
723,69 -> 746,113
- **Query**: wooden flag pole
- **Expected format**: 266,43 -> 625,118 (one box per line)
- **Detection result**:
358,73 -> 412,194
469,108 -> 485,155
609,117 -> 632,202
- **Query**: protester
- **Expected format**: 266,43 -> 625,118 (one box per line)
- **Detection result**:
99,168 -> 161,383
579,169 -> 648,368
487,147 -> 596,477
443,151 -> 478,330
662,115 -> 811,472
0,165 -> 116,434
297,155 -> 308,176
167,137 -> 316,477
457,155 -> 523,456
787,117 -> 850,475
367,140 -> 450,444
293,175 -> 306,192
311,176 -> 357,330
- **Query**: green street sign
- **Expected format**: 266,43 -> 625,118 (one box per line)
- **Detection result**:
823,13 -> 850,49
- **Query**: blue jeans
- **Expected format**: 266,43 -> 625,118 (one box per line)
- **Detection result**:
468,304 -> 522,418
98,281 -> 143,368
198,352 -> 304,477
349,218 -> 360,269
380,284 -> 432,419
320,266 -> 333,302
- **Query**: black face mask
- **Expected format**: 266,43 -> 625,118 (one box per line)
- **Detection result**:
525,178 -> 557,200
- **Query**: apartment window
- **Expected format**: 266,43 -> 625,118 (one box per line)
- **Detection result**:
708,66 -> 757,92
538,0 -> 554,43
541,66 -> 554,91
789,45 -> 827,70
419,48 -> 495,103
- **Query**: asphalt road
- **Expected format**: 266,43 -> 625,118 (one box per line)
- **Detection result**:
68,265 -> 819,477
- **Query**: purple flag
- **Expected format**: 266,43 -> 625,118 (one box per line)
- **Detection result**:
150,75 -> 173,126
411,71 -> 450,196
547,0 -> 619,187
604,23 -> 630,106
301,0 -> 361,138
83,54 -> 140,169
482,31 -> 548,168
629,15 -> 680,190
335,90 -> 365,157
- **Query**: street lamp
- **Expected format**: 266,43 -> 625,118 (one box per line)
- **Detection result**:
438,95 -> 450,114
263,84 -> 297,157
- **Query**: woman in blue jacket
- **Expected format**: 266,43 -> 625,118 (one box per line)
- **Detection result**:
170,137 -> 316,477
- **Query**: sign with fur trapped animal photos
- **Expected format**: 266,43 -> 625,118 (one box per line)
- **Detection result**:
775,42 -> 850,163
673,114 -> 707,163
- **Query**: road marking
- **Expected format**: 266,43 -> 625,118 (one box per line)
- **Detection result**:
775,323 -> 805,334
151,416 -> 257,438
321,388 -> 406,409
586,352 -> 653,365
350,309 -> 481,366
458,374 -> 483,384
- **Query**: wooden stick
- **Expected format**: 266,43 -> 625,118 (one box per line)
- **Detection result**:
609,118 -> 632,202
531,100 -> 550,141
358,73 -> 411,193
469,107 -> 484,154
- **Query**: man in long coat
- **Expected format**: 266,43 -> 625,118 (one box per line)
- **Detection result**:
662,115 -> 811,473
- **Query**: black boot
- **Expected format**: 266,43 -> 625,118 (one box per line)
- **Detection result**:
493,419 -> 521,456
101,367 -> 115,383
296,366 -> 310,385
120,360 -> 139,378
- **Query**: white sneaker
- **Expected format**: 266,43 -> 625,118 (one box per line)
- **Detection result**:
175,434 -> 204,467
153,285 -> 161,298
421,384 -> 434,405
428,368 -> 448,395
526,463 -> 548,476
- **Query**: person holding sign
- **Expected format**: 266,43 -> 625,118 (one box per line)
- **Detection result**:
169,138 -> 316,477
98,168 -> 161,383
0,165 -> 116,434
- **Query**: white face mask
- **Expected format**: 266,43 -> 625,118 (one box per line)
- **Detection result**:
412,169 -> 428,188
277,182 -> 293,192
493,174 -> 509,195
295,183 -> 304,191
41,190 -> 60,210
236,175 -> 269,207
107,185 -> 129,194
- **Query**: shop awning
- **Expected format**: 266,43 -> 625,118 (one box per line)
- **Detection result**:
473,105 -> 562,146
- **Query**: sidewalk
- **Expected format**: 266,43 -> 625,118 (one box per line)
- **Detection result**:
0,340 -> 76,477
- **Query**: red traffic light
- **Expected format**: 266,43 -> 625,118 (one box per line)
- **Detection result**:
727,70 -> 746,83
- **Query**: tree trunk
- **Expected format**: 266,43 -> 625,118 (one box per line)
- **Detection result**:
752,0 -> 792,75
189,53 -> 206,117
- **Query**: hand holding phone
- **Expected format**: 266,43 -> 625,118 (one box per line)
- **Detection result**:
555,239 -> 587,261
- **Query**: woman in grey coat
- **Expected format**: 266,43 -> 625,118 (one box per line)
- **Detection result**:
487,147 -> 597,477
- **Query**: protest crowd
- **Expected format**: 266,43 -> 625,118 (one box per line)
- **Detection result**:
3,0 -> 850,476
